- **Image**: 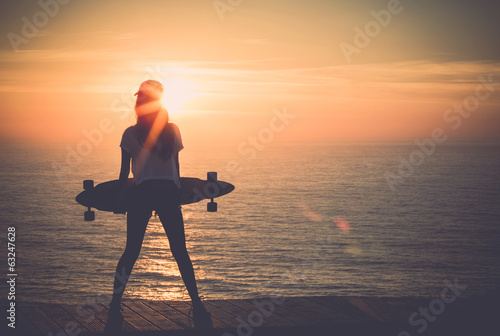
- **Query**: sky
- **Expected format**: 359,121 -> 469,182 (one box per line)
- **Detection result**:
0,0 -> 499,145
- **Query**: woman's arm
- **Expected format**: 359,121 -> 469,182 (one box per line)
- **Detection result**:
119,148 -> 131,184
175,152 -> 180,179
115,148 -> 131,214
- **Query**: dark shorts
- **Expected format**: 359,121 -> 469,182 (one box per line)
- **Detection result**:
130,179 -> 181,215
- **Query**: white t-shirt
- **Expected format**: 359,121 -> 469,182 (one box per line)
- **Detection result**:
120,123 -> 184,187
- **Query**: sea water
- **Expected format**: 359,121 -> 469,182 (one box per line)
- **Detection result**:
0,140 -> 499,304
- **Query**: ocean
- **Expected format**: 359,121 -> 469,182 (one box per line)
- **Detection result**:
1,140 -> 499,305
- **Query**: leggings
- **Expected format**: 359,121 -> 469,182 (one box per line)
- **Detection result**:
110,179 -> 199,306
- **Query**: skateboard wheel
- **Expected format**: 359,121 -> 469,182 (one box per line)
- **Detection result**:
207,172 -> 217,182
83,180 -> 94,190
84,210 -> 95,221
207,201 -> 217,212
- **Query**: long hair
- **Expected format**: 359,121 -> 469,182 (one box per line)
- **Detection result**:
134,90 -> 175,160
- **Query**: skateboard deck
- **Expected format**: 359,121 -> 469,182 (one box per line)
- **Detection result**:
76,172 -> 234,221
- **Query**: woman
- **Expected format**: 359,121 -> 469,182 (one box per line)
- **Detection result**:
105,80 -> 212,332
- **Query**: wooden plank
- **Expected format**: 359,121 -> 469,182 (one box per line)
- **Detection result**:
454,298 -> 500,323
288,297 -> 359,324
16,296 -> 497,335
191,301 -> 240,328
308,296 -> 375,323
164,301 -> 196,328
167,300 -> 231,329
98,304 -> 137,333
203,299 -> 253,326
383,297 -> 415,309
16,317 -> 40,336
382,298 -> 417,319
273,297 -> 339,325
15,308 -> 41,336
363,297 -> 409,321
143,301 -> 190,329
60,303 -> 106,334
39,304 -> 91,335
125,301 -> 184,331
114,303 -> 162,331
226,298 -> 293,327
211,298 -> 297,329
17,304 -> 66,336
240,298 -> 313,326
211,298 -> 295,328
170,301 -> 230,328
439,297 -> 491,322
404,297 -> 428,310
212,298 -> 311,327
437,298 -> 476,325
342,297 -> 386,322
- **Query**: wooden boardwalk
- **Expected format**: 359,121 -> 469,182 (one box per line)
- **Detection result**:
6,296 -> 499,336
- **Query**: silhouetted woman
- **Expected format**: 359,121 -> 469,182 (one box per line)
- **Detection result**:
104,80 -> 212,333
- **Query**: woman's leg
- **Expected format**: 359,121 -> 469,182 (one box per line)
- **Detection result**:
110,208 -> 150,308
158,206 -> 200,302
159,202 -> 213,329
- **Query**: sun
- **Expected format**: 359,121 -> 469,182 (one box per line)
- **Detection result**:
161,76 -> 199,115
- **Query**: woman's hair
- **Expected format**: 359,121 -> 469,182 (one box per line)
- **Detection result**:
134,80 -> 175,160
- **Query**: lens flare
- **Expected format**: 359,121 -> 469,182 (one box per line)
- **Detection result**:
335,217 -> 350,233
299,203 -> 323,222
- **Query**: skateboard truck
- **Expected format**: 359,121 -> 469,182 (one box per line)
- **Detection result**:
207,172 -> 217,212
83,180 -> 95,221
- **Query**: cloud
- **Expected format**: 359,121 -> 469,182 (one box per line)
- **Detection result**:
228,38 -> 270,45
0,46 -> 499,105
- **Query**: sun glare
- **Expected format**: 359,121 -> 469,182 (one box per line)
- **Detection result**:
161,76 -> 199,115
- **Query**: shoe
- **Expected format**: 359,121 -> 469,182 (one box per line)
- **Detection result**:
103,306 -> 124,335
192,300 -> 214,329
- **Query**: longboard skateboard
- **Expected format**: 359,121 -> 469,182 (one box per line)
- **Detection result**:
76,172 -> 234,221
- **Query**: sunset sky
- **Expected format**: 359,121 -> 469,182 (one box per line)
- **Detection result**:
1,0 -> 499,146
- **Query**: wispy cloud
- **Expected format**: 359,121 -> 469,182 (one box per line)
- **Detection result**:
0,47 -> 499,105
228,38 -> 270,45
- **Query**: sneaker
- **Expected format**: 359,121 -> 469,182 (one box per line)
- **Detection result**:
192,300 -> 214,329
103,306 -> 124,335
